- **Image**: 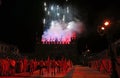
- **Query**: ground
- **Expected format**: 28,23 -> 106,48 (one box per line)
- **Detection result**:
0,65 -> 110,78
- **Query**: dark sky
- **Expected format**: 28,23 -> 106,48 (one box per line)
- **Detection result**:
0,0 -> 120,53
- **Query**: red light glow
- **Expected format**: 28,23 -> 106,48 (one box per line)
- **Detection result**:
104,21 -> 110,26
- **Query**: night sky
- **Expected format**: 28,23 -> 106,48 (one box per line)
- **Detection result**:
0,0 -> 120,53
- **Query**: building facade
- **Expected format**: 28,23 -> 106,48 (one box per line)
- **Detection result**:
0,42 -> 19,54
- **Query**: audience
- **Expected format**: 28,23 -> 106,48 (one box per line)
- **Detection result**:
0,56 -> 73,76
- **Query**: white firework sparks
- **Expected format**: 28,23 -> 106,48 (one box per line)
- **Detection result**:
41,1 -> 85,44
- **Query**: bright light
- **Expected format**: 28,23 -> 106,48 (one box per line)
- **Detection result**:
41,2 -> 85,44
51,21 -> 54,26
44,7 -> 47,11
62,15 -> 65,21
104,21 -> 110,26
101,27 -> 105,30
51,6 -> 54,11
47,11 -> 50,15
43,18 -> 46,24
57,5 -> 59,10
67,7 -> 69,13
87,49 -> 90,52
57,13 -> 60,16
44,2 -> 47,6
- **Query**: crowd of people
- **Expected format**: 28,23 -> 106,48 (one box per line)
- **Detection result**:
0,56 -> 73,76
89,58 -> 112,74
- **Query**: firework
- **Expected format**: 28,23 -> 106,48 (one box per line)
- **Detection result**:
41,0 -> 85,44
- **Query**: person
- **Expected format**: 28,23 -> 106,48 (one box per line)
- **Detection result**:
39,60 -> 44,75
37,61 -> 41,75
30,59 -> 34,74
46,56 -> 51,73
23,57 -> 28,72
51,59 -> 56,76
19,59 -> 23,73
57,60 -> 61,73
2,58 -> 10,76
33,59 -> 37,72
9,59 -> 16,75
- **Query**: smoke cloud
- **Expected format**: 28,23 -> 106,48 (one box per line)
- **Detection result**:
42,20 -> 85,44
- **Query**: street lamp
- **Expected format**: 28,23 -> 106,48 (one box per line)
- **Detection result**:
97,20 -> 118,78
82,49 -> 90,66
101,26 -> 105,30
104,21 -> 110,26
97,26 -> 106,36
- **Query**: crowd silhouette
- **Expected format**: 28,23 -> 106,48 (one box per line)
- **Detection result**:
0,56 -> 73,76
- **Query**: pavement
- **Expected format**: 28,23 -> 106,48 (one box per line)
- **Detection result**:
65,65 -> 110,78
0,65 -> 110,78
